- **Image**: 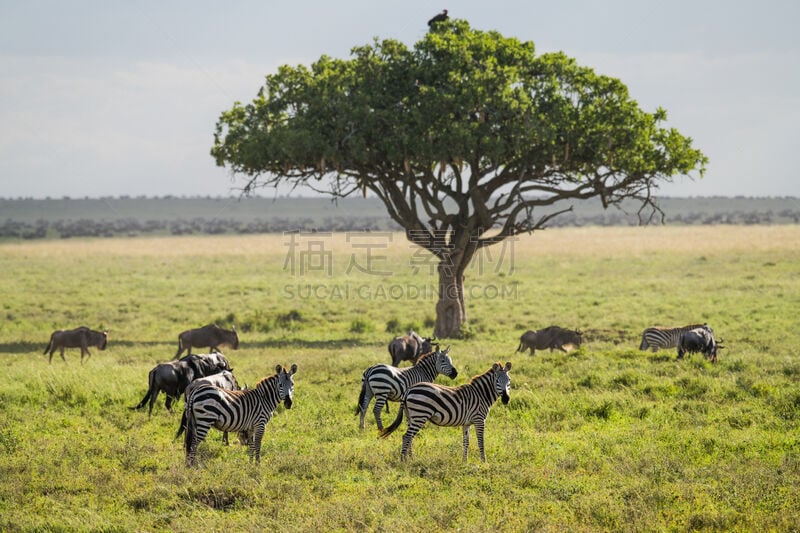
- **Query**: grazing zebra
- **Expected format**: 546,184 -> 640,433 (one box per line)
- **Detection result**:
380,362 -> 512,463
184,364 -> 297,466
356,346 -> 458,430
639,323 -> 707,352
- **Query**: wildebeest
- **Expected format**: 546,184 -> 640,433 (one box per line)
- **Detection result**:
516,326 -> 582,356
174,324 -> 239,359
678,325 -> 723,363
388,330 -> 435,366
131,353 -> 232,416
174,370 -> 247,445
43,326 -> 108,364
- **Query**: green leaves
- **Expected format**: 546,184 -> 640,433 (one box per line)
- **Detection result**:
211,18 -> 707,232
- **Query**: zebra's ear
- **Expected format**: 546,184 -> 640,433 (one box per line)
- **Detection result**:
275,364 -> 283,374
290,363 -> 298,375
505,362 -> 512,371
492,362 -> 502,371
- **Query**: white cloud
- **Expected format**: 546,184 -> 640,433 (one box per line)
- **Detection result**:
573,50 -> 800,196
0,54 -> 272,197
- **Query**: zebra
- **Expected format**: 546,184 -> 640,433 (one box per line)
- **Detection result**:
356,346 -> 458,430
184,363 -> 297,466
380,362 -> 512,463
639,323 -> 708,352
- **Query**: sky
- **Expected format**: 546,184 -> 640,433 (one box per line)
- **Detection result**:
1,0 -> 798,200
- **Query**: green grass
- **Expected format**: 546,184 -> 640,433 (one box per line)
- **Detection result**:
0,226 -> 798,531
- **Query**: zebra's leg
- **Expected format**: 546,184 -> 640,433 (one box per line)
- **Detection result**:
475,419 -> 487,463
250,422 -> 266,464
401,422 -> 423,461
186,422 -> 211,467
462,425 -> 471,462
373,396 -> 387,431
185,434 -> 196,467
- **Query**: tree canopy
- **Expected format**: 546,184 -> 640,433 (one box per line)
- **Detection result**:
212,19 -> 708,337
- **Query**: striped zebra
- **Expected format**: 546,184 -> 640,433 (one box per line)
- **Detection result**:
356,346 -> 458,430
184,364 -> 297,466
380,362 -> 512,463
639,323 -> 707,352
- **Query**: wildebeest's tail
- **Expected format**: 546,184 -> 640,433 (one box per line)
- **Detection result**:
379,401 -> 405,439
130,368 -> 156,411
43,333 -> 55,355
516,341 -> 524,353
174,334 -> 185,359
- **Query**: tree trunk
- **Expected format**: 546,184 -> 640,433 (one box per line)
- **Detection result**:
434,258 -> 467,339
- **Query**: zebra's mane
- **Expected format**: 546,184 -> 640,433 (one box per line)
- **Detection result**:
253,374 -> 278,387
414,351 -> 436,364
652,323 -> 705,330
468,363 -> 502,384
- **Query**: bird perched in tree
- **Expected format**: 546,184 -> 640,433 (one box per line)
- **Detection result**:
428,9 -> 448,27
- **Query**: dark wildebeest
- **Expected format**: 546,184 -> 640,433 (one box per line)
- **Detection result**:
678,326 -> 723,363
174,370 -> 249,445
43,326 -> 108,364
174,324 -> 239,359
131,353 -> 232,416
388,330 -> 435,366
517,326 -> 582,356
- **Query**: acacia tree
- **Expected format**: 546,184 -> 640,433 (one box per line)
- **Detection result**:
212,20 -> 707,338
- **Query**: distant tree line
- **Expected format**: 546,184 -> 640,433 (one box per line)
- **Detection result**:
544,208 -> 800,227
1,204 -> 798,240
0,216 -> 402,239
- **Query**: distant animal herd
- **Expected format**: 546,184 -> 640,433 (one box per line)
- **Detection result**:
40,321 -> 723,466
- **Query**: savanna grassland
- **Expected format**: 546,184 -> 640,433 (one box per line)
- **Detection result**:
0,225 -> 798,532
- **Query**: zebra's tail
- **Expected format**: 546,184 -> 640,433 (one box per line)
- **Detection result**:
174,410 -> 188,441
355,378 -> 367,416
638,334 -> 648,351
379,402 -> 404,439
184,393 -> 197,456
